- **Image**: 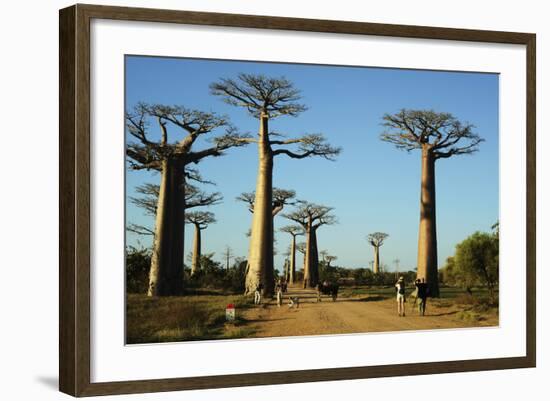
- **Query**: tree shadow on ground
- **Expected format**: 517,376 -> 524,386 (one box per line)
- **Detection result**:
347,296 -> 388,302
428,307 -> 473,317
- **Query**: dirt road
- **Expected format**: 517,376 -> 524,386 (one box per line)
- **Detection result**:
239,287 -> 497,338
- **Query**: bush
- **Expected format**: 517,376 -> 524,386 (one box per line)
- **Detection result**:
185,255 -> 247,294
453,231 -> 499,300
126,245 -> 151,294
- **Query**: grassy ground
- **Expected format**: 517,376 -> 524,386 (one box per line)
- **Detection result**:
126,293 -> 255,344
127,286 -> 498,344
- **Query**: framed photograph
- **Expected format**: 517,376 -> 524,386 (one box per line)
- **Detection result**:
59,4 -> 536,397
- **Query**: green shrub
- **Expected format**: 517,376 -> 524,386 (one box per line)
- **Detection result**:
126,245 -> 151,294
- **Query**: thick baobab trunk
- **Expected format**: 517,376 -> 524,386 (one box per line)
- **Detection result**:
191,223 -> 201,276
303,228 -> 311,289
289,235 -> 296,285
373,246 -> 380,274
303,225 -> 319,288
417,146 -> 439,297
245,112 -> 275,297
310,228 -> 319,287
148,159 -> 185,296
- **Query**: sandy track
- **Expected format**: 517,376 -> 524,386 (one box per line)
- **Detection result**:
241,288 -> 497,338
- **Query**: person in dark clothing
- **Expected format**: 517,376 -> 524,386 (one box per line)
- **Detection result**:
415,278 -> 428,316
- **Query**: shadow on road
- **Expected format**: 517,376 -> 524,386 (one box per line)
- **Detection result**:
347,296 -> 388,302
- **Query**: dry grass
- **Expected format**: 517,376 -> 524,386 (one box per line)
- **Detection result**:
126,293 -> 253,344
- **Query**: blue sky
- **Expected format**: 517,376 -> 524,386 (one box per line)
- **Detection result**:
125,56 -> 499,273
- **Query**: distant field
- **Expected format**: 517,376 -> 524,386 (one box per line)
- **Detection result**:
126,285 -> 498,344
338,285 -> 496,299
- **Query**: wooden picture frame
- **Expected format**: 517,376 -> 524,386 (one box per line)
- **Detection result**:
59,3 -> 536,397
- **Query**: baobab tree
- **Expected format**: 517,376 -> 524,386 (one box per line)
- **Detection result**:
212,74 -> 340,297
283,202 -> 337,288
184,211 -> 216,276
221,246 -> 234,270
320,250 -> 338,268
380,109 -> 483,296
126,103 -> 249,296
367,232 -> 389,274
393,258 -> 401,280
236,187 -> 297,295
127,181 -> 222,237
279,225 -> 304,285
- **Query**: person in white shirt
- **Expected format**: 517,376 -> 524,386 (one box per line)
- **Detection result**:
395,276 -> 406,317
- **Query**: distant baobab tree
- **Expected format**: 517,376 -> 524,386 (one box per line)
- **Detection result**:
393,258 -> 401,280
127,181 -> 222,237
237,188 -> 296,217
279,225 -> 304,285
283,202 -> 337,288
367,232 -> 389,274
380,109 -> 483,296
282,258 -> 290,282
212,74 -> 340,297
126,103 -> 249,296
185,211 -> 216,276
320,250 -> 337,268
222,246 -> 234,270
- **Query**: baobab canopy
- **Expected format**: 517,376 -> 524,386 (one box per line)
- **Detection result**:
380,109 -> 483,158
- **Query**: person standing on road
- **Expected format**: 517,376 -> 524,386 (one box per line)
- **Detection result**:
254,283 -> 263,305
276,281 -> 283,307
395,276 -> 406,317
416,278 -> 428,316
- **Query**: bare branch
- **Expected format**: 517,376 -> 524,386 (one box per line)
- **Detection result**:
237,188 -> 296,216
126,223 -> 155,236
131,181 -> 222,216
272,134 -> 341,161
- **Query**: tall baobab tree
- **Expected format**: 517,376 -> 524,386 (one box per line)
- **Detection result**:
212,74 -> 340,297
367,232 -> 389,274
283,202 -> 337,288
222,246 -> 234,270
279,225 -> 304,285
380,109 -> 483,296
184,211 -> 216,276
127,181 -> 222,237
126,103 -> 248,296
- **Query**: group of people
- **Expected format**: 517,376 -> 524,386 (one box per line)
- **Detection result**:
253,278 -> 288,306
395,276 -> 429,317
